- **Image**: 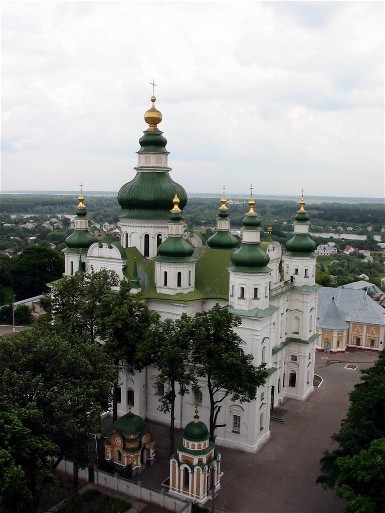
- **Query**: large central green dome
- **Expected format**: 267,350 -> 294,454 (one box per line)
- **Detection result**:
118,172 -> 187,220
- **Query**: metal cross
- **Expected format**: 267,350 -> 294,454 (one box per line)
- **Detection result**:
150,79 -> 157,96
222,185 -> 226,196
79,182 -> 83,194
250,184 -> 253,197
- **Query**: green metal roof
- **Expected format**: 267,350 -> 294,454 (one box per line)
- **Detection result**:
207,230 -> 239,249
183,418 -> 209,442
113,412 -> 146,437
118,172 -> 187,220
285,234 -> 316,254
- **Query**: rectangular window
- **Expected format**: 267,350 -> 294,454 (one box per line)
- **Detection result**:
239,286 -> 245,299
304,269 -> 309,278
355,337 -> 361,346
294,268 -> 299,275
290,355 -> 298,362
370,339 -> 376,348
230,285 -> 234,297
115,387 -> 122,403
155,384 -> 164,396
253,287 -> 259,299
232,415 -> 241,434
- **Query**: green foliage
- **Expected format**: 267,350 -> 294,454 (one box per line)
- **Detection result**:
10,245 -> 64,300
0,404 -> 57,513
140,314 -> 197,455
191,304 -> 268,440
0,325 -> 117,493
315,272 -> 333,287
318,350 -> 385,512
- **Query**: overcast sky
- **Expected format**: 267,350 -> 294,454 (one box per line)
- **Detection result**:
2,1 -> 384,198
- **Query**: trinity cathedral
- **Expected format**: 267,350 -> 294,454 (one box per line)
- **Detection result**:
64,96 -> 319,454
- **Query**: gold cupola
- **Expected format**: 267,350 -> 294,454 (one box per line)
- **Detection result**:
144,95 -> 162,131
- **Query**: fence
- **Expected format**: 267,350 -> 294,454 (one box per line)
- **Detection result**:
56,459 -> 191,513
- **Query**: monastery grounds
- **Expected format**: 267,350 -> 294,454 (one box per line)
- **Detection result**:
127,350 -> 377,513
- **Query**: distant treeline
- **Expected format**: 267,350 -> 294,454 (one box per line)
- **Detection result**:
1,194 -> 384,228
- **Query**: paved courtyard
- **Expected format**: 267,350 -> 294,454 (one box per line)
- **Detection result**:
127,350 -> 378,513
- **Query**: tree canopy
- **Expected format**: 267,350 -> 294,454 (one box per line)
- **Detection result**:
191,304 -> 268,440
318,350 -> 385,513
0,325 -> 117,498
10,245 -> 64,300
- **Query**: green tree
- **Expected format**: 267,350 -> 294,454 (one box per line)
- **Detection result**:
0,404 -> 57,513
140,315 -> 197,455
334,438 -> 385,513
51,269 -> 120,342
96,280 -> 158,421
191,304 -> 268,440
0,326 -> 116,490
10,246 -> 64,300
315,272 -> 333,287
318,350 -> 385,512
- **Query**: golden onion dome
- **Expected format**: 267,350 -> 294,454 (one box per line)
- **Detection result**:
144,95 -> 162,131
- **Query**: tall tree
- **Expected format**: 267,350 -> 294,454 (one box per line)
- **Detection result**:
10,245 -> 64,300
139,315 -> 197,455
51,269 -> 120,342
191,304 -> 268,441
96,280 -> 159,421
0,404 -> 57,513
318,350 -> 385,513
0,326 -> 116,491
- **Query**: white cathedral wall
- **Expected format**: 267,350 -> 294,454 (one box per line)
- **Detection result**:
120,220 -> 169,258
283,256 -> 316,287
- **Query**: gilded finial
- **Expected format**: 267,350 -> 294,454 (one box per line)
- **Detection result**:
144,82 -> 162,131
298,189 -> 306,213
219,186 -> 228,211
171,193 -> 182,214
247,185 -> 256,215
77,183 -> 85,209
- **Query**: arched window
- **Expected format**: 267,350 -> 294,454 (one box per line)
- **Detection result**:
127,388 -> 134,407
144,234 -> 150,257
177,272 -> 182,287
289,371 -> 296,387
292,316 -> 300,334
116,449 -> 122,463
283,373 -> 286,387
125,233 -> 128,248
163,271 -> 168,287
183,467 -> 190,490
156,234 -> 162,247
278,378 -> 281,393
188,271 -> 191,286
70,261 -> 74,275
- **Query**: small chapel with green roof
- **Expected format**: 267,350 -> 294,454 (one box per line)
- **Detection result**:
64,94 -> 319,454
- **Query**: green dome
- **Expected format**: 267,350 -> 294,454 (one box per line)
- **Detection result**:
113,412 -> 146,437
184,418 -> 209,442
231,244 -> 270,269
208,231 -> 239,249
157,236 -> 194,259
285,234 -> 316,254
118,172 -> 187,220
66,230 -> 96,249
138,129 -> 168,154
